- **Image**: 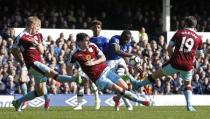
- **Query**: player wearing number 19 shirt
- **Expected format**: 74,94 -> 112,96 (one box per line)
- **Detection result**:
134,16 -> 203,111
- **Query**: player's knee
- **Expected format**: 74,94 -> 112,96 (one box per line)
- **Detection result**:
34,90 -> 42,97
35,88 -> 45,96
111,84 -> 124,93
49,69 -> 58,77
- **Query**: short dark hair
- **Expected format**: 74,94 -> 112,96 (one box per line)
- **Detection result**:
91,20 -> 102,26
121,30 -> 131,36
184,16 -> 197,28
76,33 -> 89,43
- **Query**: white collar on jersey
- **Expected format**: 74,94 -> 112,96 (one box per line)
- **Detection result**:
77,46 -> 93,52
185,28 -> 196,32
23,29 -> 33,36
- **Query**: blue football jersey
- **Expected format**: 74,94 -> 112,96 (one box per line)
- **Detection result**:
89,36 -> 108,54
105,35 -> 131,60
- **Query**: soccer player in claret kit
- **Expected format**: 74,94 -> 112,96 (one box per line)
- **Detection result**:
133,16 -> 203,111
12,19 -> 50,111
11,16 -> 76,112
74,20 -> 108,110
67,33 -> 151,111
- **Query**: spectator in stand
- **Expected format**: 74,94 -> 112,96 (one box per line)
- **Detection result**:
192,74 -> 203,94
153,78 -> 163,95
5,65 -> 17,95
139,27 -> 148,47
157,35 -> 166,50
201,77 -> 210,94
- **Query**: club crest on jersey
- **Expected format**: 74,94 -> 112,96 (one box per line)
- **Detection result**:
85,55 -> 92,61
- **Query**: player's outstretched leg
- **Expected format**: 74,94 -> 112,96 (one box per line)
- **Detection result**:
13,91 -> 38,112
123,90 -> 150,106
129,74 -> 152,90
54,74 -> 76,83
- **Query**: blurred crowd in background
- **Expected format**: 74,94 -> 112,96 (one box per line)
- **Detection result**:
0,0 -> 210,95
1,0 -> 210,38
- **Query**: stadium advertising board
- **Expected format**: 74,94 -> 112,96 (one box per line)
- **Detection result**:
2,94 -> 209,108
0,95 -> 14,107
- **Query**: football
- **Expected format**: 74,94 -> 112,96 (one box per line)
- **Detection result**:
129,56 -> 141,66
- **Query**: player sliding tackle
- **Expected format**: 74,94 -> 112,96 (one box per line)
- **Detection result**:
67,33 -> 151,111
130,16 -> 204,111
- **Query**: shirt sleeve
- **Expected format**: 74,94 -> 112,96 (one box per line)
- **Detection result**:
66,49 -> 77,66
90,43 -> 104,56
196,38 -> 203,54
12,36 -> 21,48
169,32 -> 179,47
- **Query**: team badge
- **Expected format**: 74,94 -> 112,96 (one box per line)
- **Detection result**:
85,55 -> 91,61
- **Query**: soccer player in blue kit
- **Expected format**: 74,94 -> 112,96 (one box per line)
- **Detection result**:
105,30 -> 140,111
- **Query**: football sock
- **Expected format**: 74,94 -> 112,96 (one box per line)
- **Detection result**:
77,86 -> 84,105
17,91 -> 37,104
122,97 -> 132,107
122,90 -> 145,104
20,82 -> 28,95
184,86 -> 193,108
91,82 -> 100,101
43,86 -> 49,101
128,74 -> 142,90
55,75 -> 75,83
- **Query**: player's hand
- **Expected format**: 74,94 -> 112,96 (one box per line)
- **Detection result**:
28,37 -> 39,46
85,60 -> 95,66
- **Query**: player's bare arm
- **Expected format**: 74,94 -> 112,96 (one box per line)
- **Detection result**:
124,46 -> 132,64
111,43 -> 133,57
167,44 -> 174,58
11,47 -> 25,66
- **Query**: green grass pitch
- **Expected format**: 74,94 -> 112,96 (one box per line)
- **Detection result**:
1,106 -> 210,119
